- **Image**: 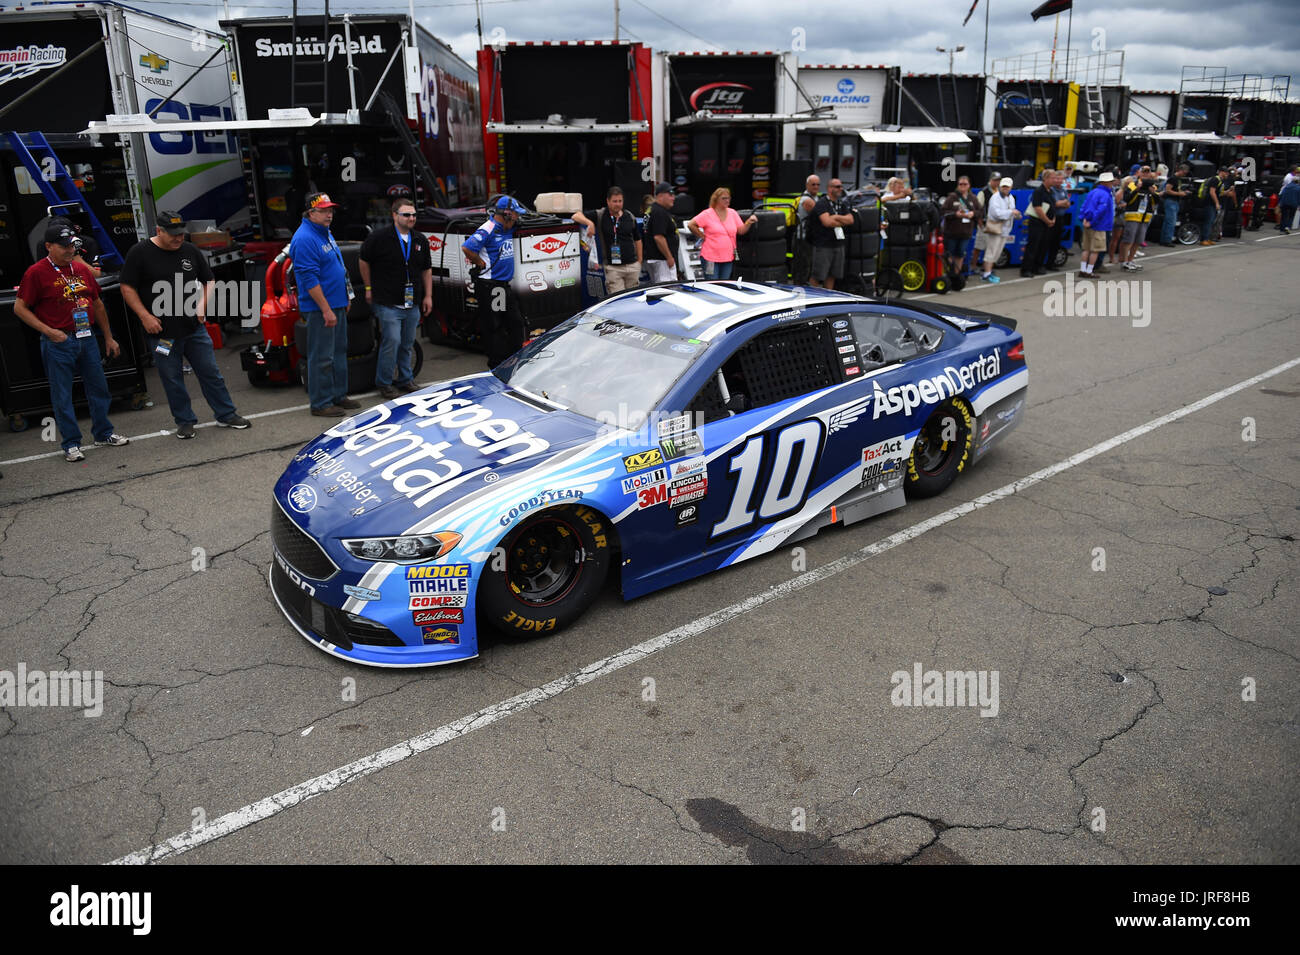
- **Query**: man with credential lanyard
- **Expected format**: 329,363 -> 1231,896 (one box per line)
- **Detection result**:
360,196 -> 432,400
462,195 -> 527,369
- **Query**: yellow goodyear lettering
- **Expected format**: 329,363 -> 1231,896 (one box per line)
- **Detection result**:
503,610 -> 558,632
577,507 -> 607,549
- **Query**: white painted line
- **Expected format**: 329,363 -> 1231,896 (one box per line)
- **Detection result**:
0,394 -> 377,468
1254,231 -> 1300,242
108,353 -> 1300,864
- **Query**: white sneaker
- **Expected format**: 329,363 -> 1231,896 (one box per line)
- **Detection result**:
64,446 -> 85,462
93,433 -> 130,447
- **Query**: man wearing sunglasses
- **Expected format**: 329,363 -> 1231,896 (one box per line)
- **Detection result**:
462,195 -> 527,369
360,197 -> 432,400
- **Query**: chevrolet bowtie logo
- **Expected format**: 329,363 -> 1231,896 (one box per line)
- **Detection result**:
139,53 -> 169,73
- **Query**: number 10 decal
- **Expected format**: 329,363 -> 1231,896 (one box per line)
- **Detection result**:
711,419 -> 825,537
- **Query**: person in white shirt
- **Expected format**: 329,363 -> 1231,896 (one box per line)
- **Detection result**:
980,178 -> 1022,283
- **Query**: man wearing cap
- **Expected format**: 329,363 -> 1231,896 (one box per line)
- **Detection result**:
290,192 -> 361,417
462,195 -> 526,368
359,197 -> 432,400
573,186 -> 643,294
642,183 -> 679,284
1078,172 -> 1116,277
1160,163 -> 1190,246
120,211 -> 250,438
13,224 -> 130,461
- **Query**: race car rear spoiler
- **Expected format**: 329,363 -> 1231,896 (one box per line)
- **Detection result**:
906,302 -> 1018,333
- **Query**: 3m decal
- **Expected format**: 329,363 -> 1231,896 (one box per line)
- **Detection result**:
637,482 -> 669,509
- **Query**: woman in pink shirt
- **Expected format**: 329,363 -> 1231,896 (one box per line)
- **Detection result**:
687,188 -> 758,279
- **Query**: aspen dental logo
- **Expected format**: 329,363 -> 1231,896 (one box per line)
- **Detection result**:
891,663 -> 1000,717
320,386 -> 549,509
1,664 -> 103,717
0,44 -> 67,86
872,351 -> 1001,418
50,886 -> 150,935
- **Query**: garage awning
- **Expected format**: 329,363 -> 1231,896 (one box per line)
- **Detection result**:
671,112 -> 828,127
83,108 -> 326,136
486,121 -> 649,134
855,126 -> 971,144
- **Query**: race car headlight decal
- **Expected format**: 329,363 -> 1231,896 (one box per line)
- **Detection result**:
343,531 -> 462,563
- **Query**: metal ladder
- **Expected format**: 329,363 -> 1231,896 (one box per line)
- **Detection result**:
1084,83 -> 1107,129
376,91 -> 449,208
938,74 -> 962,129
3,130 -> 124,268
290,0 -> 329,112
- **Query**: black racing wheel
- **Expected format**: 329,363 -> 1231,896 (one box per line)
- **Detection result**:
905,400 -> 973,498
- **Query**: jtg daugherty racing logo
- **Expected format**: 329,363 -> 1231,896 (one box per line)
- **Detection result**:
320,386 -> 549,509
872,351 -> 1000,419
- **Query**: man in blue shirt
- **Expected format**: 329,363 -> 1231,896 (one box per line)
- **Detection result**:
290,192 -> 360,417
1077,172 -> 1116,277
462,195 -> 526,369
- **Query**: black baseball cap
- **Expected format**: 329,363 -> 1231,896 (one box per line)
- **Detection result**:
156,210 -> 187,235
655,181 -> 673,195
44,224 -> 76,246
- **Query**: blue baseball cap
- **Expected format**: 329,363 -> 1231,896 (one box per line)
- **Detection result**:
495,195 -> 527,215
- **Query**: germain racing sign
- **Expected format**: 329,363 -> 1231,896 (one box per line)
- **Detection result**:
795,68 -> 888,126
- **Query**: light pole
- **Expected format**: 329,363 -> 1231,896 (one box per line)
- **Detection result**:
937,45 -> 966,74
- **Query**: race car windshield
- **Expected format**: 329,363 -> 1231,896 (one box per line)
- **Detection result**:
494,314 -> 703,427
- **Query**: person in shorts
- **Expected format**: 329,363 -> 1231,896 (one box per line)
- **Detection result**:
807,178 -> 855,289
1077,173 -> 1116,277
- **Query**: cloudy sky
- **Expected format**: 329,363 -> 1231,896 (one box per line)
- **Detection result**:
131,0 -> 1297,95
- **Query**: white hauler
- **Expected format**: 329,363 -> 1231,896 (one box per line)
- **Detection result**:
872,351 -> 1001,419
322,386 -> 550,509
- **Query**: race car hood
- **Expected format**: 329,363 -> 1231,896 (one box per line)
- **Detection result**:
275,373 -> 609,541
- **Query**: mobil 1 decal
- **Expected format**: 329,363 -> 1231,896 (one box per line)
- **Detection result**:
711,419 -> 826,538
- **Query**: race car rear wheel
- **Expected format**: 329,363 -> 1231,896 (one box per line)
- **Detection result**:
479,505 -> 611,637
905,400 -> 973,498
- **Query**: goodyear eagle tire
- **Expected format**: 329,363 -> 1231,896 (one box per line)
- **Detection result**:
905,399 -> 973,498
478,505 -> 611,638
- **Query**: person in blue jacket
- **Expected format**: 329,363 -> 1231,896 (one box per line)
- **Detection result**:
290,192 -> 361,417
1077,172 -> 1116,277
1277,179 -> 1300,234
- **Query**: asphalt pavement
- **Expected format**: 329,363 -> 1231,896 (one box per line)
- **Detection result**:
1,232 -> 1296,864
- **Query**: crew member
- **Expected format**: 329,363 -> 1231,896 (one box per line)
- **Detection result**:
807,179 -> 855,290
573,186 -> 643,294
360,197 -> 432,400
643,182 -> 679,284
462,195 -> 527,368
793,174 -> 821,285
119,211 -> 250,438
290,192 -> 361,417
13,224 -> 130,461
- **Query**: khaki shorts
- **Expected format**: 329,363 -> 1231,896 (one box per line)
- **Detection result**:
1081,227 -> 1108,252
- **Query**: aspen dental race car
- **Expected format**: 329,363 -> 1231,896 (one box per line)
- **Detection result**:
270,281 -> 1027,666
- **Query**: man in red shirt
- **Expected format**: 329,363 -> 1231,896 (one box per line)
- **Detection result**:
14,224 -> 130,462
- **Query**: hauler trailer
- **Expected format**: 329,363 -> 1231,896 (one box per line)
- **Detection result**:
478,41 -> 659,212
0,1 -> 243,425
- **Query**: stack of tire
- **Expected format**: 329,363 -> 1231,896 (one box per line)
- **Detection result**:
839,203 -> 882,293
736,209 -> 789,283
883,200 -> 936,294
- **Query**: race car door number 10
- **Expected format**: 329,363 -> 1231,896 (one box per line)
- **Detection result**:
711,420 -> 825,537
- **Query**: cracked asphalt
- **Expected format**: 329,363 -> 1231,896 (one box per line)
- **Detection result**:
0,237 -> 1296,864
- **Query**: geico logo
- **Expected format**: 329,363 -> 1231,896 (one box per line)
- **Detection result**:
623,449 -> 664,472
321,385 -> 549,509
872,352 -> 1001,419
637,482 -> 668,508
274,551 -> 316,596
504,610 -> 556,632
409,577 -> 469,594
862,439 -> 903,462
406,564 -> 470,578
621,468 -> 668,493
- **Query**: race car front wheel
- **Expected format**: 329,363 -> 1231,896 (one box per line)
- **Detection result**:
905,400 -> 973,498
479,505 -> 611,638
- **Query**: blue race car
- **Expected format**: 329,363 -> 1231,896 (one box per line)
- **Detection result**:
270,281 -> 1028,667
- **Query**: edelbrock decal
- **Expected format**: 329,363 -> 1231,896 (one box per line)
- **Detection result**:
871,352 -> 1001,419
319,386 -> 549,509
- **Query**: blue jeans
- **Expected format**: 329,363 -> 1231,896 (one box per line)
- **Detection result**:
371,303 -> 419,386
702,259 -> 734,280
1160,198 -> 1180,244
303,308 -> 349,411
148,326 -> 237,425
1199,205 -> 1216,241
39,334 -> 115,451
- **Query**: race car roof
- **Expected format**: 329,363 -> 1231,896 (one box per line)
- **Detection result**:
585,281 -> 859,342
